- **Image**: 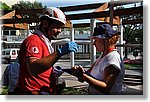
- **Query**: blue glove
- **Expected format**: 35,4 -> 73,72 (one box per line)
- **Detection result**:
57,42 -> 79,56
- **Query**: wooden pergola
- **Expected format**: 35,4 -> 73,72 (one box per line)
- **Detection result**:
1,0 -> 143,66
0,10 -> 28,30
1,0 -> 142,27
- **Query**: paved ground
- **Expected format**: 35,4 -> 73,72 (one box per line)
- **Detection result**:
55,60 -> 143,95
0,59 -> 143,95
58,72 -> 143,95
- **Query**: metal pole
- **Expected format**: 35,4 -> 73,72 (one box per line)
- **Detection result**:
70,26 -> 75,67
0,22 -> 1,79
9,30 -> 11,36
27,24 -> 30,36
109,0 -> 114,26
90,18 -> 96,66
118,18 -> 124,58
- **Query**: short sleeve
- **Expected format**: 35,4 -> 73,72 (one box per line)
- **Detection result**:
106,53 -> 122,70
25,37 -> 42,59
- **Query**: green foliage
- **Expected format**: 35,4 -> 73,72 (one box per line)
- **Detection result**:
117,4 -> 143,45
123,25 -> 143,44
0,86 -> 88,95
0,86 -> 8,95
124,64 -> 142,70
12,0 -> 43,10
61,87 -> 88,95
0,2 -> 11,10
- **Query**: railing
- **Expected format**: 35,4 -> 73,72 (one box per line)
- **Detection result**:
2,35 -> 143,60
2,35 -> 27,42
124,74 -> 143,85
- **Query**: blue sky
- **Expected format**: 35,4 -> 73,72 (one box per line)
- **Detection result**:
36,0 -> 110,24
1,0 -> 111,24
38,0 -> 110,7
0,0 -> 110,7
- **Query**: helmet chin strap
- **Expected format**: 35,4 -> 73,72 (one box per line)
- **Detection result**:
46,23 -> 57,40
103,39 -> 106,53
102,39 -> 107,58
45,30 -> 56,40
101,40 -> 115,58
43,24 -> 59,40
44,27 -> 49,37
51,35 -> 57,40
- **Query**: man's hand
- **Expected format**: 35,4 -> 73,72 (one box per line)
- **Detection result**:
57,42 -> 79,56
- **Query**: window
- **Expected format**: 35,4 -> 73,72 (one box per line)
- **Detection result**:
5,50 -> 10,55
3,30 -> 9,35
2,51 -> 6,55
12,50 -> 16,55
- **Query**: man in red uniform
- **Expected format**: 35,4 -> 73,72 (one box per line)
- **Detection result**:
14,7 -> 79,95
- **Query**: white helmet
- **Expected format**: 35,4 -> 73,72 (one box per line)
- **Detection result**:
40,7 -> 66,25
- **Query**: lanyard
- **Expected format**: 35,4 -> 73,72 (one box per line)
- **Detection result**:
102,46 -> 116,58
88,46 -> 116,73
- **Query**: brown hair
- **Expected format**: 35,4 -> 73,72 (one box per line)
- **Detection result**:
108,34 -> 120,45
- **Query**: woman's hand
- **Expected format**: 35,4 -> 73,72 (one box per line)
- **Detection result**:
71,65 -> 85,82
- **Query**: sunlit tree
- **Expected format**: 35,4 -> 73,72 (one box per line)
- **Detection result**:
12,0 -> 43,10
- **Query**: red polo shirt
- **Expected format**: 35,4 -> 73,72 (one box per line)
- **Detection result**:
17,34 -> 56,94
